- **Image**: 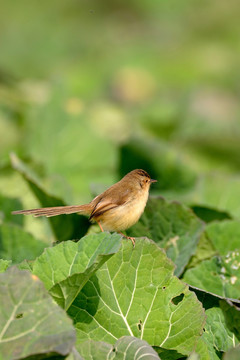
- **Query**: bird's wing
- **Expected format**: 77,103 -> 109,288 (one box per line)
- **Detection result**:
89,201 -> 118,220
89,188 -> 131,220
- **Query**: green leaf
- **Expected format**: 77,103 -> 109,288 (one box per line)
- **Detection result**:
203,307 -> 239,353
0,259 -> 11,273
77,340 -> 112,360
77,336 -> 160,360
0,266 -> 76,360
33,232 -> 122,310
127,197 -> 204,276
194,337 -> 215,360
0,223 -> 47,263
17,259 -> 34,272
69,238 -> 205,356
10,153 -> 90,242
183,252 -> 240,300
206,220 -> 240,255
187,233 -> 217,269
188,173 -> 240,219
220,301 -> 240,341
0,194 -> 23,226
155,347 -> 185,360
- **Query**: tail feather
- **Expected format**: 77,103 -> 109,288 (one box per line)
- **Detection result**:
12,204 -> 91,218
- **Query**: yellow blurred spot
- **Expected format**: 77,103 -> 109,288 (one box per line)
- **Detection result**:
31,274 -> 39,281
19,80 -> 51,104
230,276 -> 237,285
111,67 -> 156,103
64,97 -> 84,115
89,102 -> 130,143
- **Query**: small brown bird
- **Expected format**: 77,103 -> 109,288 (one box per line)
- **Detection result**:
12,169 -> 157,246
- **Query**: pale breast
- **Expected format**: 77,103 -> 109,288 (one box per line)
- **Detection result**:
100,190 -> 149,232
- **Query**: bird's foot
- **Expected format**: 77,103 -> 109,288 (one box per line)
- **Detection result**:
118,232 -> 135,247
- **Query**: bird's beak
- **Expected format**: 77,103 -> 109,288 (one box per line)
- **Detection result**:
150,179 -> 157,183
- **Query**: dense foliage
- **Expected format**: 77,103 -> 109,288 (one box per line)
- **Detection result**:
1,1 -> 240,359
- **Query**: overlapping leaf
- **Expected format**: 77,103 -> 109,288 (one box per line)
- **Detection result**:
203,306 -> 239,354
0,266 -> 76,360
186,233 -> 216,269
127,197 -> 204,276
33,232 -> 122,309
77,336 -> 160,360
69,237 -> 205,356
183,251 -> 240,300
184,221 -> 240,300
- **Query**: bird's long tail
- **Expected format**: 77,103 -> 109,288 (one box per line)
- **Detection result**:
12,204 -> 91,218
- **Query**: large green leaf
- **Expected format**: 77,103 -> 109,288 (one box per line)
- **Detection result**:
10,153 -> 90,242
69,238 -> 205,356
77,336 -> 160,360
0,223 -> 47,263
205,220 -> 240,255
0,266 -> 76,360
33,232 -> 122,310
183,252 -> 240,300
127,197 -> 204,276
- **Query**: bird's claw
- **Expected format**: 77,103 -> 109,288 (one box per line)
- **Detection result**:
118,232 -> 135,247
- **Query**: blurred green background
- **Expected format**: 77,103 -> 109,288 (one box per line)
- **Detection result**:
1,0 -> 240,242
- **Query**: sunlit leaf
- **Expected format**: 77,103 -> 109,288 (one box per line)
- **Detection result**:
33,232 -> 122,310
69,238 -> 205,356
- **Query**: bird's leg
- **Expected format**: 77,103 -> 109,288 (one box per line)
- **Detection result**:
118,232 -> 135,247
97,221 -> 104,232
